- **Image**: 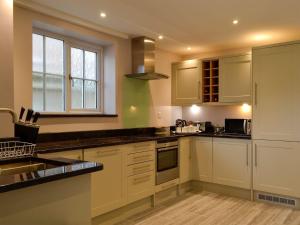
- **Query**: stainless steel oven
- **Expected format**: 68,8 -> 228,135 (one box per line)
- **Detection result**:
156,140 -> 179,185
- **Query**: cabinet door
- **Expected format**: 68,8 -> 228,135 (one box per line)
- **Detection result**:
179,137 -> 191,183
191,137 -> 213,182
84,146 -> 126,217
253,140 -> 300,198
219,54 -> 251,103
172,59 -> 202,105
252,43 -> 300,141
213,138 -> 251,189
38,150 -> 83,160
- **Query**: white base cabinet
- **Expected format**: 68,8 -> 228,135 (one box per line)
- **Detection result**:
126,142 -> 155,204
179,137 -> 192,183
253,140 -> 300,198
84,146 -> 126,217
38,149 -> 83,160
192,137 -> 213,182
213,138 -> 251,189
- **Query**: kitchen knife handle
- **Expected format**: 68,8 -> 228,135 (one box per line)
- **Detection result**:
19,107 -> 25,120
25,109 -> 34,123
32,112 -> 40,124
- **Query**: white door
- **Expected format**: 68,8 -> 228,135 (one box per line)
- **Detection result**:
172,59 -> 202,105
252,43 -> 300,141
191,137 -> 213,182
253,140 -> 300,198
84,146 -> 126,217
179,137 -> 191,183
213,138 -> 251,189
219,54 -> 251,103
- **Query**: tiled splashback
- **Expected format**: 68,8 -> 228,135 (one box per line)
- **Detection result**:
182,104 -> 252,127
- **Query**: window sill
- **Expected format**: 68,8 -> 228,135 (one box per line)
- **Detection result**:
39,113 -> 118,118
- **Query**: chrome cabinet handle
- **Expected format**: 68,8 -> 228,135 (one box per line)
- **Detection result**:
254,82 -> 258,106
198,81 -> 202,99
246,144 -> 249,166
254,144 -> 258,167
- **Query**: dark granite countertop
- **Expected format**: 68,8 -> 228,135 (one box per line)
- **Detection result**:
0,156 -> 102,193
36,132 -> 251,154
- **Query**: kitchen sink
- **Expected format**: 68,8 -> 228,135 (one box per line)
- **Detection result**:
0,158 -> 68,176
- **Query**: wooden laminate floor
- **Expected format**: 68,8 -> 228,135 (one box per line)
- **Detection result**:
118,192 -> 300,225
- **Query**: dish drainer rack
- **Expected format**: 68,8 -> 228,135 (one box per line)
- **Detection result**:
0,141 -> 36,160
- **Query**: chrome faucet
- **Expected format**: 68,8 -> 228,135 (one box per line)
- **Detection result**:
0,108 -> 17,123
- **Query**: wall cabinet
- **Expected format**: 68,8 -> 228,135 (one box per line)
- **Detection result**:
191,137 -> 213,182
253,140 -> 300,198
219,54 -> 251,103
171,59 -> 202,105
252,43 -> 300,141
84,146 -> 126,217
38,149 -> 83,160
213,138 -> 251,189
179,137 -> 191,183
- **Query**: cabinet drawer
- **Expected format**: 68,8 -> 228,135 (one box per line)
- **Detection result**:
127,161 -> 154,176
127,151 -> 154,165
128,171 -> 154,195
127,142 -> 155,154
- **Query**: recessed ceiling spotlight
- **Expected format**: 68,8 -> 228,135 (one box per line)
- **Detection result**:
187,47 -> 192,51
100,12 -> 107,18
233,19 -> 239,25
158,35 -> 164,40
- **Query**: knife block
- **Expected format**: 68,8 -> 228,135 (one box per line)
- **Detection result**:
14,123 -> 39,144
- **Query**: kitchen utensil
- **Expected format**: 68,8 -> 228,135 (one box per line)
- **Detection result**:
32,112 -> 40,124
25,109 -> 34,123
19,107 -> 25,122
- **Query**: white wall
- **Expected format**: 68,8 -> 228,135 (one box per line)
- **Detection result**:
149,49 -> 182,127
182,105 -> 251,127
13,6 -> 181,133
0,0 -> 14,138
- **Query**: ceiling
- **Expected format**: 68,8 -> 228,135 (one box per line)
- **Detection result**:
26,0 -> 300,56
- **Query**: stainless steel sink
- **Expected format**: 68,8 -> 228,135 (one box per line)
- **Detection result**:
0,161 -> 47,175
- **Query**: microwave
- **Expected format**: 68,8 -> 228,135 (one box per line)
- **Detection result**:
224,119 -> 251,135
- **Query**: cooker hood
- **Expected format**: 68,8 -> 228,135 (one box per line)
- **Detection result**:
125,37 -> 169,80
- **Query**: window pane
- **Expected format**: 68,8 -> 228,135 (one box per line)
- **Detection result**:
45,75 -> 64,112
71,48 -> 83,78
85,51 -> 97,80
71,79 -> 83,109
32,34 -> 43,73
32,72 -> 44,111
45,37 -> 64,75
84,81 -> 97,109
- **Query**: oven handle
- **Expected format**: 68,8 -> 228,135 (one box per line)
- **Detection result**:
157,146 -> 178,152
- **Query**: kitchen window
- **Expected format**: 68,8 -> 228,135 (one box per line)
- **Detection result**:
32,32 -> 102,113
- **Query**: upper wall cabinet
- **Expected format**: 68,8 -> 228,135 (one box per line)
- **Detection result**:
219,54 -> 251,103
172,60 -> 202,105
252,43 -> 300,141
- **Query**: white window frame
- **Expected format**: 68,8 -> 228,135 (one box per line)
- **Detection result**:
32,29 -> 104,114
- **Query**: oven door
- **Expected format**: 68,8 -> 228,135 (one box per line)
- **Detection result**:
156,147 -> 179,185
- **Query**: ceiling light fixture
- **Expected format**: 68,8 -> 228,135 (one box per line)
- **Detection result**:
233,19 -> 239,25
100,12 -> 107,18
158,35 -> 164,40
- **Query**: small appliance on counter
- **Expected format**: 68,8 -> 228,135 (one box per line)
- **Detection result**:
224,118 -> 251,135
194,121 -> 214,133
175,119 -> 199,133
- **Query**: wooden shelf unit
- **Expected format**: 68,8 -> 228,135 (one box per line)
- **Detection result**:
202,59 -> 219,103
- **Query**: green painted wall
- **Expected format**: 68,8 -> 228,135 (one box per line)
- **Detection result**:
122,77 -> 151,128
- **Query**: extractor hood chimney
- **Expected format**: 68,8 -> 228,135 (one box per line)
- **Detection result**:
125,37 -> 169,80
